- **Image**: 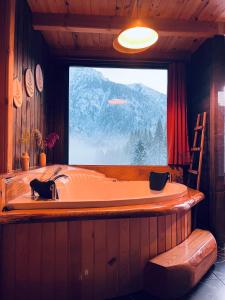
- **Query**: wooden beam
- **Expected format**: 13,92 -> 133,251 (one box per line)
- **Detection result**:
0,0 -> 15,173
52,48 -> 190,62
33,13 -> 220,37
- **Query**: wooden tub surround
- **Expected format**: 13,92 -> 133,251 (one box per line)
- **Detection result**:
0,165 -> 215,300
144,229 -> 217,299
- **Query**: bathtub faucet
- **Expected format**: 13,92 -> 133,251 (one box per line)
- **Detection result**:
30,174 -> 69,200
51,174 -> 69,200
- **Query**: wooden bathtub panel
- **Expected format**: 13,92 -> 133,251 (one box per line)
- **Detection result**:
165,215 -> 172,250
106,219 -> 120,298
149,217 -> 158,258
41,223 -> 55,300
176,213 -> 183,244
28,223 -> 42,300
171,214 -> 177,247
119,218 -> 130,295
15,224 -> 29,300
93,220 -> 106,300
0,212 -> 191,300
68,221 -> 82,300
55,221 -> 68,300
157,216 -> 166,254
187,210 -> 192,235
1,224 -> 16,300
81,220 -> 94,300
140,218 -> 150,275
129,218 -> 141,292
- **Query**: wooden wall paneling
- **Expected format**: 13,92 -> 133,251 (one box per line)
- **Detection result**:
15,224 -> 29,300
157,216 -> 166,254
187,210 -> 192,236
187,38 -> 213,230
140,218 -> 150,284
171,214 -> 177,247
55,221 -> 68,300
0,224 -> 16,300
14,0 -> 23,169
119,218 -> 130,295
0,213 -> 192,300
106,219 -> 120,298
27,223 -> 42,300
149,217 -> 158,258
0,0 -> 15,173
165,215 -> 172,251
67,221 -> 82,300
12,0 -> 49,170
176,213 -> 182,245
93,220 -> 106,300
129,218 -> 141,292
21,0 -> 28,157
81,220 -> 94,300
47,63 -> 68,164
41,222 -> 55,300
184,210 -> 189,239
181,212 -> 186,241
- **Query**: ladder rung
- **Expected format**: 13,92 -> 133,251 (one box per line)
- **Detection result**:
191,147 -> 201,152
194,126 -> 203,131
188,169 -> 198,175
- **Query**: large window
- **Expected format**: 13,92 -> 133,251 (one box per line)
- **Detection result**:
69,66 -> 167,165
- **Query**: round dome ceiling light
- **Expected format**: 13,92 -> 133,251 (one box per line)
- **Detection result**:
113,26 -> 158,54
119,26 -> 158,49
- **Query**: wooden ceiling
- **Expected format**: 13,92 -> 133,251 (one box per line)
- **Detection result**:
27,0 -> 225,61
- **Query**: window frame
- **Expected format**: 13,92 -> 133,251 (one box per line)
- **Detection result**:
66,60 -> 170,173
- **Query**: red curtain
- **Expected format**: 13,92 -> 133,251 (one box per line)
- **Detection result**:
167,63 -> 190,165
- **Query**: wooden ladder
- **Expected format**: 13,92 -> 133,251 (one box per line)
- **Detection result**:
187,112 -> 207,190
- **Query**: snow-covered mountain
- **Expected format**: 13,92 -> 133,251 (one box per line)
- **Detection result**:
69,67 -> 167,165
69,67 -> 166,137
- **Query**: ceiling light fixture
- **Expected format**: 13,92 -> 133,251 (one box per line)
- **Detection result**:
113,1 -> 158,54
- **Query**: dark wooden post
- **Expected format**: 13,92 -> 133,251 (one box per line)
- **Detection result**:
0,0 -> 15,173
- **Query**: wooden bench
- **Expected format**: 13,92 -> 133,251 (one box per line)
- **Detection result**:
144,229 -> 217,299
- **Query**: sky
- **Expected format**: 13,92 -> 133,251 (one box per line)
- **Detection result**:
93,67 -> 168,95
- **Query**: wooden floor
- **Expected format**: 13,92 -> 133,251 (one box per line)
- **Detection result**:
111,246 -> 225,300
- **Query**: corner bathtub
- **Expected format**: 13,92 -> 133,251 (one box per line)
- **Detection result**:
3,166 -> 188,210
0,166 -> 205,300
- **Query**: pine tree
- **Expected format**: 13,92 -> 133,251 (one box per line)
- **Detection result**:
153,119 -> 165,165
133,140 -> 146,165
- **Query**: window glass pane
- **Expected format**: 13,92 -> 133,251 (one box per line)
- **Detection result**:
69,67 -> 167,165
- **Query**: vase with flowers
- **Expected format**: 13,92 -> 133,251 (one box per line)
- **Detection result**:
33,129 -> 59,167
19,130 -> 30,171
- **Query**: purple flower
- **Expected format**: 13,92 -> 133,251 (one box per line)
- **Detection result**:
45,133 -> 59,150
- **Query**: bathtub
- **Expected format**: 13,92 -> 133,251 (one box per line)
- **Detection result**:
3,166 -> 188,210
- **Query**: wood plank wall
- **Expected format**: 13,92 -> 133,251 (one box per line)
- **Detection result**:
187,38 -> 212,229
13,0 -> 50,170
0,212 -> 191,300
187,35 -> 225,242
0,0 -> 15,173
47,64 -> 68,165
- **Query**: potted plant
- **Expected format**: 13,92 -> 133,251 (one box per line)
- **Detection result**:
33,129 -> 59,167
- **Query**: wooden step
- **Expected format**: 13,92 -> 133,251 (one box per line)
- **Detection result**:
194,125 -> 203,131
144,229 -> 217,299
188,169 -> 198,175
191,147 -> 201,152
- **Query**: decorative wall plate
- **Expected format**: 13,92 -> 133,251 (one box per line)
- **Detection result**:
13,78 -> 23,108
35,64 -> 43,92
25,68 -> 34,97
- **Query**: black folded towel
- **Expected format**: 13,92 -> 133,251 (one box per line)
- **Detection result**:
149,172 -> 170,191
30,179 -> 57,199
